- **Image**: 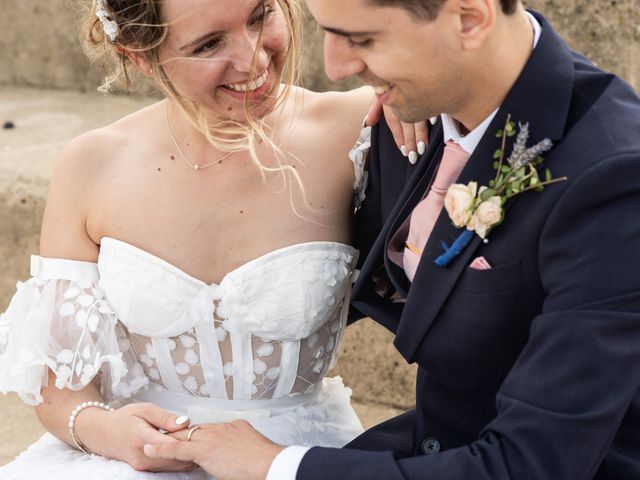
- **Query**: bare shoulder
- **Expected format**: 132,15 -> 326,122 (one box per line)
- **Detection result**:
282,85 -> 373,161
299,85 -> 373,133
41,102 -> 162,260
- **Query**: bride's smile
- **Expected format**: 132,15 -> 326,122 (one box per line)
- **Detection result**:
157,0 -> 289,121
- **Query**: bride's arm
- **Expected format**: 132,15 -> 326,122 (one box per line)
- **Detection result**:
32,131 -> 194,471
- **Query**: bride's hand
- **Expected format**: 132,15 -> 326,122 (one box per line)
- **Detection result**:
146,420 -> 284,480
76,402 -> 196,472
366,97 -> 430,164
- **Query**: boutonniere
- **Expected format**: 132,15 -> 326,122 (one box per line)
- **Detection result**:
435,115 -> 567,267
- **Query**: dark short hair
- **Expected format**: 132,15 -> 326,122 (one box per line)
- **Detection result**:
366,0 -> 519,20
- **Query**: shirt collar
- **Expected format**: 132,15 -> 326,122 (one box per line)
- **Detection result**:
439,12 -> 542,155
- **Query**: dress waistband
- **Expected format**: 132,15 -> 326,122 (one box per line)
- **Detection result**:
133,385 -> 322,425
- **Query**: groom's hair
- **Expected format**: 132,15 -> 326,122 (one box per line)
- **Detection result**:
367,0 -> 519,20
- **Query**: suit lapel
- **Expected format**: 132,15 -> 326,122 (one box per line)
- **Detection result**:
355,121 -> 445,293
392,11 -> 576,362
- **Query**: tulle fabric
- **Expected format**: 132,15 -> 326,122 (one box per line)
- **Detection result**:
0,377 -> 362,480
0,261 -> 147,406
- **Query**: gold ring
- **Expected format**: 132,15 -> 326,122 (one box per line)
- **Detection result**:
187,425 -> 201,442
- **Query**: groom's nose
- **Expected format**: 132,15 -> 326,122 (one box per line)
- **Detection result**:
323,32 -> 366,81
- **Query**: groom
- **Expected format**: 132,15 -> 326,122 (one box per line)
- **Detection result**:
145,0 -> 640,478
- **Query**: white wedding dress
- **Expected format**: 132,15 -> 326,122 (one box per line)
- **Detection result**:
0,128 -> 372,480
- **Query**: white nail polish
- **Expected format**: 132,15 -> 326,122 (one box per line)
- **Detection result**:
409,151 -> 418,164
417,141 -> 426,155
400,145 -> 407,157
175,415 -> 189,426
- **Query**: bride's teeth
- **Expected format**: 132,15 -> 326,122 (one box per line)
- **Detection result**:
224,70 -> 269,92
373,85 -> 391,95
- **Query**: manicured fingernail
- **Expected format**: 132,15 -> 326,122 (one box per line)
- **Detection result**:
400,145 -> 407,157
417,141 -> 426,155
143,444 -> 153,455
175,415 -> 189,425
409,151 -> 418,164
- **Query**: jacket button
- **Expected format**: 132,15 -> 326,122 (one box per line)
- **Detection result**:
421,437 -> 441,455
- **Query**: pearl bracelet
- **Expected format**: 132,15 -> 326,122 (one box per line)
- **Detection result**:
68,400 -> 114,455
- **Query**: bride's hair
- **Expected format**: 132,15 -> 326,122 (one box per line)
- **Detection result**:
78,0 -> 314,216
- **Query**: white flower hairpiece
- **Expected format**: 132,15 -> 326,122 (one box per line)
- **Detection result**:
96,0 -> 119,43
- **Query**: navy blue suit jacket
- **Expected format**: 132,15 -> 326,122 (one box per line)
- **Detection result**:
298,12 -> 640,480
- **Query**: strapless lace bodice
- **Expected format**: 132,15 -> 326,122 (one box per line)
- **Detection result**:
0,239 -> 357,406
98,238 -> 358,401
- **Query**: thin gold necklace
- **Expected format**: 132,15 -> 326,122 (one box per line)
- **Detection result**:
165,102 -> 233,171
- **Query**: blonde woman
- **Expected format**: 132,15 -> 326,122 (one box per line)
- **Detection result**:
0,0 -> 424,478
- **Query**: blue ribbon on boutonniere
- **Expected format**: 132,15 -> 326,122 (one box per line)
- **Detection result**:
435,230 -> 475,267
434,115 -> 567,268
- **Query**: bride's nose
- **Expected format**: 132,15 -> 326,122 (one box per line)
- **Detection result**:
228,30 -> 269,74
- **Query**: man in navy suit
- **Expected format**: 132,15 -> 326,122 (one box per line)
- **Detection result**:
145,1 -> 640,478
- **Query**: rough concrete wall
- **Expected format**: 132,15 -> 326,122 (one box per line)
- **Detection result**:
523,0 -> 639,90
0,1 -> 102,91
1,1 -> 637,93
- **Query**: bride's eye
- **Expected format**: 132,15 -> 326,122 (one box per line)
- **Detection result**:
194,38 -> 222,55
249,2 -> 275,28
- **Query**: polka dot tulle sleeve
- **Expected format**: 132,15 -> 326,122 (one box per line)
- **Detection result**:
0,258 -> 147,406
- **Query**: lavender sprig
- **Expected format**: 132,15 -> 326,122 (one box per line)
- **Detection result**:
506,122 -> 553,169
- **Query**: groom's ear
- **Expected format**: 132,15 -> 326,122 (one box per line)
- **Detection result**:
456,0 -> 495,50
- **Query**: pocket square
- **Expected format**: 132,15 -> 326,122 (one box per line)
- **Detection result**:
469,256 -> 492,270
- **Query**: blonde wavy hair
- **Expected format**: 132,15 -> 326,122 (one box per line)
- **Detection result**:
80,0 -> 312,203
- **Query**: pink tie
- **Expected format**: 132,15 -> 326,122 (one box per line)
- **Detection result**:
403,141 -> 470,281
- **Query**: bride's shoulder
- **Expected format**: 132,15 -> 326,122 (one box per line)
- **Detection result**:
281,85 -> 373,150
54,101 -> 161,180
291,85 -> 373,125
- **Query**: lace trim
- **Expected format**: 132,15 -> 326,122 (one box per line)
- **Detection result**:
349,125 -> 371,210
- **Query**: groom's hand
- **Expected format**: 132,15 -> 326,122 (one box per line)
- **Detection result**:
143,420 -> 285,480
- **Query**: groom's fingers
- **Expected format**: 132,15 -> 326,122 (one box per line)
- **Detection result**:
144,441 -> 198,463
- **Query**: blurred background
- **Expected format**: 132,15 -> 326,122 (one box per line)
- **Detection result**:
0,0 -> 638,466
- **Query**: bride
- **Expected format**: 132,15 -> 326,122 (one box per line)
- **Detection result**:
0,0 -> 422,478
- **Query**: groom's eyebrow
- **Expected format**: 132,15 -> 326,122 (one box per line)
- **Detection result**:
322,26 -> 380,37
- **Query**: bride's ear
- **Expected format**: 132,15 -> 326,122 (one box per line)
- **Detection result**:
120,48 -> 155,78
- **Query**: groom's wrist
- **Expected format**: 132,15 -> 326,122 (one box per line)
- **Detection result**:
266,445 -> 311,480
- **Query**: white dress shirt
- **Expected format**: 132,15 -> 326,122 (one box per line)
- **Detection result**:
265,12 -> 542,480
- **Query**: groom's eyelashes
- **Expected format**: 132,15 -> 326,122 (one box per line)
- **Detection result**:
345,36 -> 373,48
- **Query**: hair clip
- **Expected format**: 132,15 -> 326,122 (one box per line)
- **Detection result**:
96,0 -> 119,43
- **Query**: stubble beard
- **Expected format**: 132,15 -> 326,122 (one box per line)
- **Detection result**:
391,91 -> 442,123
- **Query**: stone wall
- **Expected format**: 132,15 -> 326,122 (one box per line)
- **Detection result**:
0,1 -> 637,93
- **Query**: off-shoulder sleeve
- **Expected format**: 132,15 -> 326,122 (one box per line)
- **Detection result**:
348,125 -> 371,211
0,256 -> 147,406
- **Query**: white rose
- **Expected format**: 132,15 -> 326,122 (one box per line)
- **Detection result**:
444,182 -> 477,228
469,196 -> 503,239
